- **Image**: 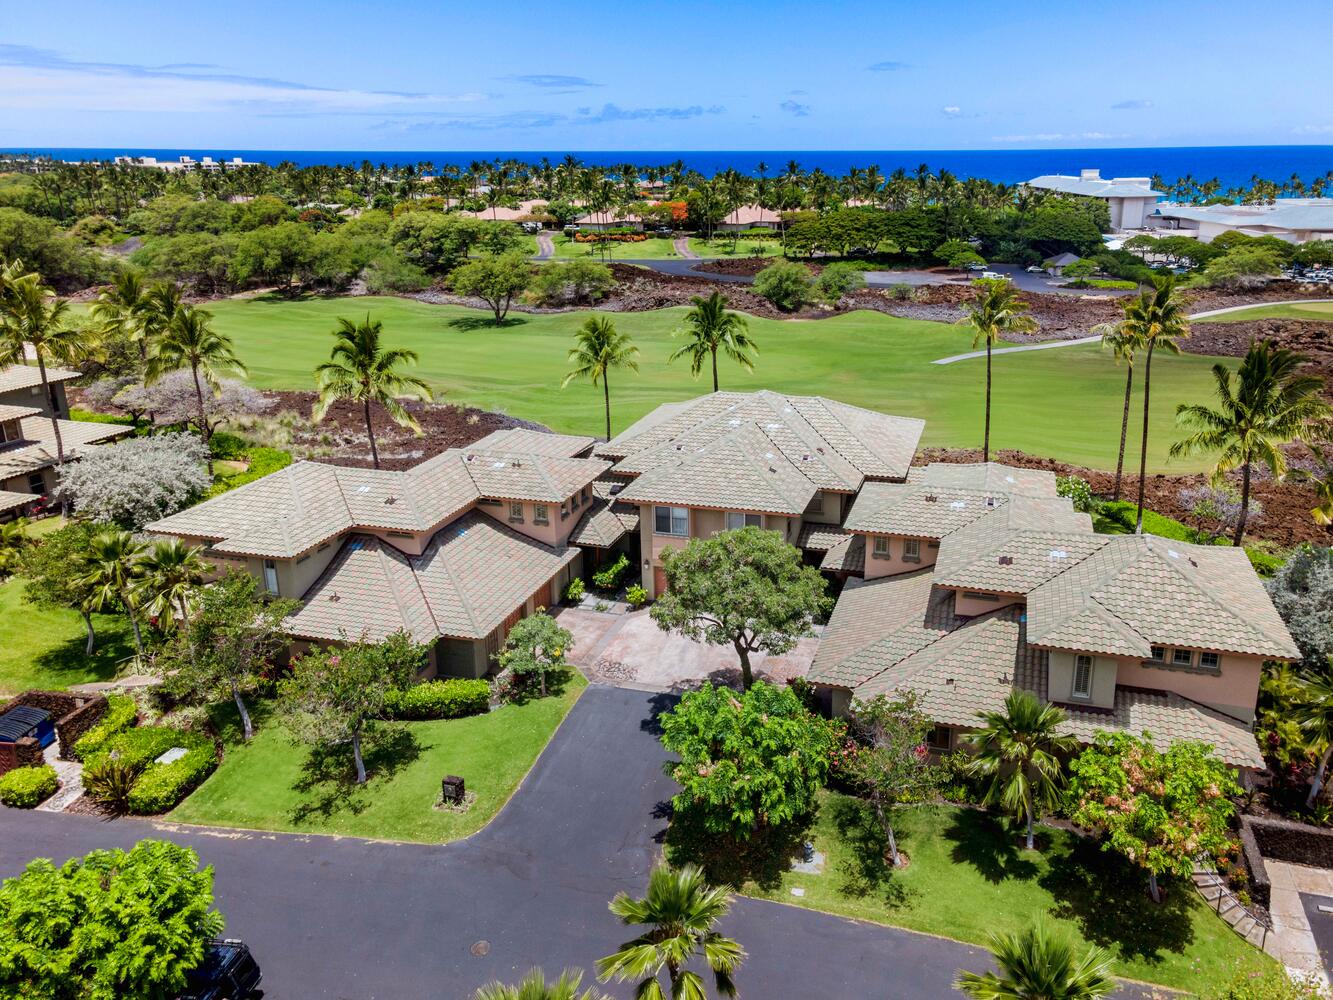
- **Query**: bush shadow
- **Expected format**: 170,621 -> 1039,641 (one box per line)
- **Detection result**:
944,809 -> 1041,884
639,691 -> 679,737
446,316 -> 529,332
29,629 -> 135,686
503,667 -> 575,706
665,800 -> 814,892
288,726 -> 423,825
827,795 -> 911,907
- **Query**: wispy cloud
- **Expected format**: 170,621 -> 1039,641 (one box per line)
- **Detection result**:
941,105 -> 962,116
369,103 -> 726,132
1111,99 -> 1153,110
869,60 -> 910,71
503,73 -> 601,89
779,99 -> 811,117
990,131 -> 1128,143
1293,124 -> 1333,134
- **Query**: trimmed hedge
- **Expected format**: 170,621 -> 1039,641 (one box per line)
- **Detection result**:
205,447 -> 293,498
0,765 -> 59,808
126,730 -> 217,815
84,725 -> 189,772
72,694 -> 137,762
383,679 -> 491,721
591,553 -> 631,592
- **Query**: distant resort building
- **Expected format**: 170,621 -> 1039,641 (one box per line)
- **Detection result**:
1148,200 -> 1333,244
110,155 -> 256,172
1024,168 -> 1163,230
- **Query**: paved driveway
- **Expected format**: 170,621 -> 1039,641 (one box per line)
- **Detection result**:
0,686 -> 988,999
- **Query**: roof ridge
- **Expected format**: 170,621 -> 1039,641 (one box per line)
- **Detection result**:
379,539 -> 440,639
1141,537 -> 1279,652
425,514 -> 483,637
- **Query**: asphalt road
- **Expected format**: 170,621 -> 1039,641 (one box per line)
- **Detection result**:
0,686 -> 990,999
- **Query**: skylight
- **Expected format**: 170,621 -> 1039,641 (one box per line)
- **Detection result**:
1049,549 -> 1068,560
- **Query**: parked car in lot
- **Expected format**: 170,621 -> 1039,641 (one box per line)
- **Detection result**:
1025,265 -> 1046,273
980,270 -> 1004,280
965,261 -> 985,271
179,940 -> 261,1000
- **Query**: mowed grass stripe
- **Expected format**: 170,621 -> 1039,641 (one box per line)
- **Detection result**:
204,295 -> 1233,472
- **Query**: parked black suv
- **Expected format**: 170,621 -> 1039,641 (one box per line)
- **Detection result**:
179,939 -> 262,1000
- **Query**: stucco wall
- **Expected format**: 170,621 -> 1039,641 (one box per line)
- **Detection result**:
1048,650 -> 1118,709
1116,650 -> 1261,723
637,503 -> 796,598
803,492 -> 845,525
953,590 -> 1021,616
863,535 -> 938,579
0,381 -> 68,418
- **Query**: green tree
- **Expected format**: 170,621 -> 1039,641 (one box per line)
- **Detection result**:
80,528 -> 148,658
312,315 -> 433,469
474,968 -> 611,1000
135,538 -> 208,628
1067,732 -> 1240,902
1171,340 -> 1331,545
90,268 -> 153,367
1294,668 -> 1333,807
144,303 -> 247,457
596,864 -> 745,1000
1095,320 -> 1145,503
846,691 -> 940,867
651,527 -> 828,690
752,259 -> 814,312
497,610 -> 573,698
0,839 -> 225,1000
162,569 -> 298,741
959,279 -> 1036,463
659,681 -> 834,839
1202,247 -> 1285,289
813,261 -> 867,305
968,690 -> 1077,851
0,519 -> 27,580
16,521 -> 100,653
229,220 -> 317,289
280,632 -> 427,784
561,316 -> 639,440
1292,443 -> 1333,526
668,291 -> 757,393
955,924 -> 1116,1000
450,253 -> 531,326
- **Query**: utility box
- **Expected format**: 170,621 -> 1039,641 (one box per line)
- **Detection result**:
441,775 -> 465,803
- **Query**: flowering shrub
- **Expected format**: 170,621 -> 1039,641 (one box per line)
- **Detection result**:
57,432 -> 211,530
573,230 -> 647,243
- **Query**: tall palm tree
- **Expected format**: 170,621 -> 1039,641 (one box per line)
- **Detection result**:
145,304 -> 247,458
955,924 -> 1115,1000
669,292 -> 757,393
1116,276 -> 1190,533
81,529 -> 148,658
1292,443 -> 1333,526
562,316 -> 639,440
968,690 -> 1077,850
959,279 -> 1035,463
474,968 -> 610,1000
1171,341 -> 1330,545
1296,671 -> 1333,808
1095,321 -> 1146,503
312,316 -> 433,469
136,538 -> 208,629
596,864 -> 745,1000
90,269 -> 153,367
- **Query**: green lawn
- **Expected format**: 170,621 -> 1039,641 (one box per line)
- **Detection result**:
1201,301 -> 1333,322
688,237 -> 783,259
0,577 -> 136,694
170,673 -> 585,842
548,236 -> 681,260
205,294 -> 1233,472
745,796 -> 1270,992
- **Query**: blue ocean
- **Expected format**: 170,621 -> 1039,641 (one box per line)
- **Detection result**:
6,146 -> 1333,190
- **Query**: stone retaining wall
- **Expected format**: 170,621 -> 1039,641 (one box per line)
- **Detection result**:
0,691 -> 108,771
1239,814 -> 1333,911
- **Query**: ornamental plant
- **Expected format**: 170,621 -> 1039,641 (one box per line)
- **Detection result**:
497,612 -> 572,698
1067,732 -> 1240,902
0,765 -> 59,808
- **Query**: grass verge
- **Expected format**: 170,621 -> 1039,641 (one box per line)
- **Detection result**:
0,577 -> 135,694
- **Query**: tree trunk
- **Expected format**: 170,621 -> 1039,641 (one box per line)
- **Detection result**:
711,347 -> 719,393
36,353 -> 65,465
352,730 -> 367,784
734,639 -> 753,690
1135,342 -> 1156,534
1025,785 -> 1036,850
876,799 -> 902,867
539,667 -> 547,698
1114,365 -> 1134,503
983,338 -> 992,463
232,679 -> 253,742
1148,871 -> 1161,904
1308,744 -> 1333,808
1232,459 -> 1252,547
80,610 -> 96,655
363,397 -> 380,469
603,374 -> 612,441
190,362 -> 214,475
123,594 -> 145,658
177,595 -> 190,627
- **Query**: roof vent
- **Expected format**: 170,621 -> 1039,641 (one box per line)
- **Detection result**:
674,444 -> 685,451
985,496 -> 997,508
802,453 -> 811,462
1049,549 -> 1068,560
512,459 -> 522,468
816,446 -> 825,454
492,461 -> 505,469
608,483 -> 623,495
998,555 -> 1014,566
357,485 -> 371,493
945,677 -> 955,685
950,500 -> 966,510
924,494 -> 937,503
327,592 -> 341,602
728,418 -> 741,426
1188,557 -> 1198,568
766,422 -> 781,430
465,453 -> 476,462
1005,475 -> 1015,483
384,496 -> 397,505
1167,549 -> 1180,559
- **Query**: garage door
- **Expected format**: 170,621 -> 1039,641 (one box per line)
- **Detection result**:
653,566 -> 668,596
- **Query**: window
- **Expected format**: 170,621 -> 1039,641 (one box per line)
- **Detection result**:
809,493 -> 824,514
263,559 -> 279,595
509,502 -> 524,523
726,512 -> 761,530
654,506 -> 688,536
1200,651 -> 1220,670
1072,655 -> 1094,699
534,504 -> 549,526
26,472 -> 45,494
927,726 -> 952,752
479,497 -> 502,507
1172,648 -> 1194,667
1150,646 -> 1165,662
872,536 -> 890,559
903,538 -> 921,561
0,420 -> 13,443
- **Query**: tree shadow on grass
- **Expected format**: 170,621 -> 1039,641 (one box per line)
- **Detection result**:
827,795 -> 911,908
665,801 -> 813,892
29,628 -> 135,686
1038,837 -> 1195,964
502,667 -> 575,706
639,691 -> 679,738
944,809 -> 1041,885
288,727 -> 423,826
446,315 -> 529,332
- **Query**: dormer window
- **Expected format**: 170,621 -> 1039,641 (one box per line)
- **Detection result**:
534,504 -> 549,526
809,493 -> 824,514
1172,648 -> 1194,667
1149,646 -> 1165,662
509,502 -> 524,523
1200,652 -> 1220,670
1072,655 -> 1094,699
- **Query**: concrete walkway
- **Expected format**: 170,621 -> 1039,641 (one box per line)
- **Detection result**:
1264,861 -> 1333,984
672,236 -> 698,259
1188,298 -> 1333,320
533,232 -> 555,260
35,742 -> 83,813
932,335 -> 1103,365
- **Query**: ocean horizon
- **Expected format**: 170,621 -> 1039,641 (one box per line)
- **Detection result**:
6,145 -> 1333,191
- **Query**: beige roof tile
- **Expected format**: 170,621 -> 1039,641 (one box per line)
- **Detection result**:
820,533 -> 865,574
0,364 -> 81,394
0,416 -> 133,479
0,489 -> 32,514
460,450 -> 610,503
920,462 -> 1059,497
569,480 -> 640,548
468,428 -> 595,458
0,404 -> 41,422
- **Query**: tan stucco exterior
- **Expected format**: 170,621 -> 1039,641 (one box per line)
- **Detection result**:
637,502 -> 800,598
0,381 -> 69,419
1048,650 -> 1120,710
863,534 -> 939,579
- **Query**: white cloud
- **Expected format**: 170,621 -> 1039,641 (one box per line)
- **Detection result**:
941,105 -> 961,116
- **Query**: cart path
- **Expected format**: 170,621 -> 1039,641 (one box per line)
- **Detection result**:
672,236 -> 699,259
534,232 -> 555,260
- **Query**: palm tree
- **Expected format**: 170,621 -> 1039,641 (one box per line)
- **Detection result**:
959,279 -> 1035,462
1095,321 -> 1145,503
1171,340 -> 1330,545
955,924 -> 1115,1000
474,968 -> 610,1000
0,519 -> 27,579
968,690 -> 1077,850
90,269 -> 153,367
81,529 -> 148,658
562,316 -> 639,440
669,292 -> 757,393
596,864 -> 745,1000
1296,671 -> 1333,808
313,316 -> 433,469
1116,276 -> 1190,533
145,304 -> 247,458
136,539 -> 208,629
1292,443 -> 1333,526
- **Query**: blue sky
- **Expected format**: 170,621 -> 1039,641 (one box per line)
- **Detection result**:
2,0 -> 1331,151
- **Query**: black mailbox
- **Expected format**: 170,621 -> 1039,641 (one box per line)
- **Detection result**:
441,775 -> 465,803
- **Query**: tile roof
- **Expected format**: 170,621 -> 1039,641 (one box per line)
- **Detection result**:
846,484 -> 1010,539
821,533 -> 865,574
0,404 -> 41,422
919,462 -> 1059,497
0,416 -> 133,479
0,364 -> 81,394
468,428 -> 595,458
0,489 -> 32,514
286,512 -> 579,643
569,479 -> 640,548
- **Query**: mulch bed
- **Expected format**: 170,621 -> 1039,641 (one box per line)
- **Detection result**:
64,795 -> 116,818
916,446 -> 1331,547
693,257 -> 777,276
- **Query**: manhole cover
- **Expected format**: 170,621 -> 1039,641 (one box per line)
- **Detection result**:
470,940 -> 491,957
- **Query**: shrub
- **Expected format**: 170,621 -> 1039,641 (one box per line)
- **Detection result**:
591,552 -> 631,592
1086,278 -> 1138,290
753,259 -> 814,311
1246,547 -> 1286,578
382,678 -> 491,720
72,694 -> 137,762
626,584 -> 648,608
82,757 -> 141,812
57,431 -> 211,530
1055,474 -> 1099,514
207,431 -> 248,460
1094,500 -> 1204,543
564,577 -> 585,603
126,730 -> 217,814
0,765 -> 58,808
204,446 -> 293,498
813,262 -> 867,304
83,724 -> 190,772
